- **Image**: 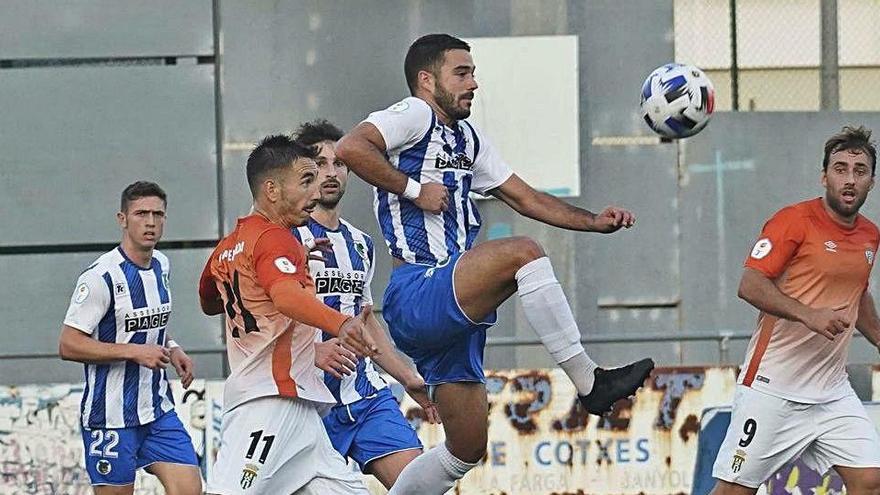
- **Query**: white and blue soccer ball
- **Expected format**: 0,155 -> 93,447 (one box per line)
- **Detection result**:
640,63 -> 715,139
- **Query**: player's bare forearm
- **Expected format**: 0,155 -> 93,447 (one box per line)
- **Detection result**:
336,123 -> 409,195
365,312 -> 420,387
856,290 -> 880,348
490,174 -> 596,231
738,268 -> 812,324
59,325 -> 133,364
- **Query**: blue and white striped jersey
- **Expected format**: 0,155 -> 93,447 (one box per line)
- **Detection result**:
63,247 -> 175,428
293,218 -> 388,405
364,97 -> 513,265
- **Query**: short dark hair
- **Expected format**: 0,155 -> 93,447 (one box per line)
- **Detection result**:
293,119 -> 344,148
823,125 -> 877,175
404,34 -> 470,95
121,181 -> 166,212
246,134 -> 317,197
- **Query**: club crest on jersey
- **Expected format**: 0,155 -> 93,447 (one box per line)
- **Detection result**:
731,449 -> 746,473
96,459 -> 112,475
354,241 -> 370,270
161,271 -> 170,289
825,240 -> 838,253
240,463 -> 259,489
114,282 -> 126,296
867,250 -> 875,265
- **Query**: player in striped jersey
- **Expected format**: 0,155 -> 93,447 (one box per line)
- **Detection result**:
59,182 -> 200,494
292,120 -> 439,489
711,127 -> 880,494
337,34 -> 655,494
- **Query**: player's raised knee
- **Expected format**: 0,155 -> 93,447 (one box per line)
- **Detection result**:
507,236 -> 545,266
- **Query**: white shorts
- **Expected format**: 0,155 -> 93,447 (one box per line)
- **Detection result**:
206,396 -> 368,495
712,385 -> 880,488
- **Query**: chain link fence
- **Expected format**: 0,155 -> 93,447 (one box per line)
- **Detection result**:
675,0 -> 880,111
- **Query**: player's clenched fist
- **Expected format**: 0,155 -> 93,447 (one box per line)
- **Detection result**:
590,206 -> 636,233
413,182 -> 449,214
129,344 -> 172,369
338,306 -> 380,358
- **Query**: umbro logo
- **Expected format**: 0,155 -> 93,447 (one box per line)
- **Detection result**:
825,240 -> 837,253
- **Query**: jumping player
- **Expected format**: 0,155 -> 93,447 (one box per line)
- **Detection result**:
336,34 -> 655,493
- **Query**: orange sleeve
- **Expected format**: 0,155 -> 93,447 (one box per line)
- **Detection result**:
268,279 -> 349,336
744,206 -> 806,279
252,227 -> 311,292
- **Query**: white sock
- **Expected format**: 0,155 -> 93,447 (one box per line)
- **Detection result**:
388,443 -> 477,495
515,257 -> 598,396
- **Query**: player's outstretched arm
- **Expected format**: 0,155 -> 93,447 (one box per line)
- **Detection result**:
267,279 -> 378,357
855,290 -> 880,350
59,325 -> 171,368
739,268 -> 849,340
489,174 -> 634,233
337,123 -> 448,214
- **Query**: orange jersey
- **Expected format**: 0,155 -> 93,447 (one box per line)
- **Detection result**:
739,198 -> 879,403
200,214 -> 335,411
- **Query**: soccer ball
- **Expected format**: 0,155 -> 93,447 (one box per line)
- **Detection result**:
640,63 -> 715,139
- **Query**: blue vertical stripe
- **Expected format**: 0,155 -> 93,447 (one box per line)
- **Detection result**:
291,228 -> 303,242
152,328 -> 166,419
467,198 -> 483,249
79,365 -> 90,426
98,274 -> 117,343
324,374 -> 342,403
163,369 -> 174,405
89,364 -> 109,427
123,331 -> 147,426
324,296 -> 342,311
119,262 -> 148,310
396,114 -> 436,264
151,259 -> 170,304
365,236 -> 374,267
463,121 -> 480,160
89,273 -> 117,427
338,223 -> 365,272
376,190 -> 401,259
308,220 -> 338,268
442,171 -> 460,256
399,204 -> 434,264
354,360 -> 378,398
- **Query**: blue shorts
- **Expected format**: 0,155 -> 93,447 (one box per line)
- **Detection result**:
382,252 -> 497,385
81,410 -> 198,486
322,388 -> 422,471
